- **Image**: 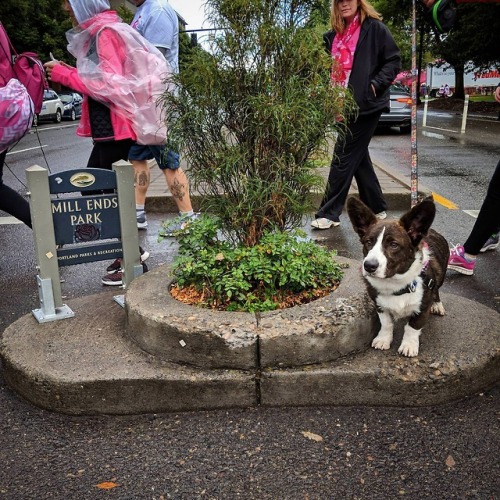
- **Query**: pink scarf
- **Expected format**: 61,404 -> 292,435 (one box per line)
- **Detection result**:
331,15 -> 361,87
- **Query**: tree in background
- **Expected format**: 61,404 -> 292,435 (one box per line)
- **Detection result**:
0,0 -> 71,63
373,0 -> 500,98
161,0 -> 354,247
430,2 -> 500,99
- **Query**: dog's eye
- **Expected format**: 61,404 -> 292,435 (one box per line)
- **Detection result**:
389,241 -> 399,250
365,240 -> 373,249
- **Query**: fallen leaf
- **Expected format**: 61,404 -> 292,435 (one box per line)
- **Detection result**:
445,455 -> 456,468
96,482 -> 119,490
301,431 -> 323,442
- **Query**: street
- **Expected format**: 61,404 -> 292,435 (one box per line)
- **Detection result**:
0,111 -> 499,499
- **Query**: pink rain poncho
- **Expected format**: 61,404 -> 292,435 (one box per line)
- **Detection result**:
66,10 -> 172,145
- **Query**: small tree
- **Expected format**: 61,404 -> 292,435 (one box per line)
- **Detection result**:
162,0 -> 354,247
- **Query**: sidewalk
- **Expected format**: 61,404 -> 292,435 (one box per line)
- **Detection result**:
144,157 -> 431,214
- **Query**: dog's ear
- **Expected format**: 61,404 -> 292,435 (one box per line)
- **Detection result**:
400,199 -> 436,246
346,197 -> 377,239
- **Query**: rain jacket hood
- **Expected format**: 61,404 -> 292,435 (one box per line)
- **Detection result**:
68,0 -> 111,26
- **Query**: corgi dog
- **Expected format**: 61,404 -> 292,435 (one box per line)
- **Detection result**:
346,197 -> 449,357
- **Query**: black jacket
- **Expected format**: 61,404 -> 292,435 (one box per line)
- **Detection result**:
324,17 -> 401,115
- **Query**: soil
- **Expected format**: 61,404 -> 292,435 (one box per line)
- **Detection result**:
170,283 -> 339,311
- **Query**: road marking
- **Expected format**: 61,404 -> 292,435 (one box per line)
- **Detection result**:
431,192 -> 459,210
6,145 -> 48,155
463,210 -> 479,218
29,123 -> 77,134
0,217 -> 23,225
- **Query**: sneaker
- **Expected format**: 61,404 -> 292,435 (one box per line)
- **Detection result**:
161,213 -> 200,237
102,261 -> 148,286
375,211 -> 387,220
106,258 -> 122,274
311,217 -> 340,229
102,269 -> 124,286
137,211 -> 148,229
480,233 -> 499,253
447,244 -> 475,275
106,247 -> 149,274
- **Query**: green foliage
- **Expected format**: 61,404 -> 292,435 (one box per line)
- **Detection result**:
0,0 -> 72,63
160,215 -> 344,312
374,0 -> 500,97
160,0 -> 355,247
117,5 -> 134,24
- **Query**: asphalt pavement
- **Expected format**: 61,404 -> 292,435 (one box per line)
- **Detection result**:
0,110 -> 499,499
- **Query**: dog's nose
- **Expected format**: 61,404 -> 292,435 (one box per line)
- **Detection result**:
364,259 -> 379,274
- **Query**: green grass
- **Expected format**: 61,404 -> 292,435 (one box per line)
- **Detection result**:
469,95 -> 495,102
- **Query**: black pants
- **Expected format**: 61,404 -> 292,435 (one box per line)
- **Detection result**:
464,159 -> 500,255
0,149 -> 32,228
85,139 -> 135,195
317,111 -> 387,221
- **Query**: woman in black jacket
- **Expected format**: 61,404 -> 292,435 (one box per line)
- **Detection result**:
312,0 -> 401,229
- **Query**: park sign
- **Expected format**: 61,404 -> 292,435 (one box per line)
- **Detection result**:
27,162 -> 143,323
51,193 -> 123,266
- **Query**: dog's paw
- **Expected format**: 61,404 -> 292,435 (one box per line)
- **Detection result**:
399,325 -> 421,357
430,301 -> 445,316
398,339 -> 419,357
372,334 -> 392,351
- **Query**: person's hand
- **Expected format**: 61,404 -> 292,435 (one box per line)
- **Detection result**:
43,60 -> 58,80
43,60 -> 72,80
495,85 -> 500,104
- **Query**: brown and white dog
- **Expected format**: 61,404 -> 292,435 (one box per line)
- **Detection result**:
346,197 -> 449,357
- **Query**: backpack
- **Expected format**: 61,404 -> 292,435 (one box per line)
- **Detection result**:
0,78 -> 34,152
0,21 -> 48,114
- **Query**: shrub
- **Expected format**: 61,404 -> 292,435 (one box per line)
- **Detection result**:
161,0 -> 355,247
159,215 -> 344,312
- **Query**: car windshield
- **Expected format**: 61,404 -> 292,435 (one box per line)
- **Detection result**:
59,95 -> 73,103
390,83 -> 409,94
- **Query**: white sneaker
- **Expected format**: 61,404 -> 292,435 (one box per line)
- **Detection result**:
311,217 -> 340,229
375,211 -> 387,220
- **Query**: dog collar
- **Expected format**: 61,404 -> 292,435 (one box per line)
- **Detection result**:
393,244 -> 435,296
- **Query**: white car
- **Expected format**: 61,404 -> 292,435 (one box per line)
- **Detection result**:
33,90 -> 64,126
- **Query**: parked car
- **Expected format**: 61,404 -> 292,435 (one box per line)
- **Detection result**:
33,89 -> 64,126
377,84 -> 412,134
59,92 -> 83,121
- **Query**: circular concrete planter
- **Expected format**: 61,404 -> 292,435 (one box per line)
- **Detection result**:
125,257 -> 378,370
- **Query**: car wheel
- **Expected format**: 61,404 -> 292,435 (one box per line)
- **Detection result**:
70,109 -> 76,121
54,109 -> 62,123
400,124 -> 411,134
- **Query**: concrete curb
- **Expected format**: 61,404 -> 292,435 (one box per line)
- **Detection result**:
144,162 -> 432,214
125,258 -> 376,371
1,263 -> 498,414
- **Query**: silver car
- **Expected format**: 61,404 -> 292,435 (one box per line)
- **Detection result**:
33,89 -> 64,126
377,84 -> 412,134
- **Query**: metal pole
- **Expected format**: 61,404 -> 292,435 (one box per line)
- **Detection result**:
423,95 -> 429,127
410,0 -> 419,207
113,160 -> 142,289
461,94 -> 470,134
27,165 -> 74,323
